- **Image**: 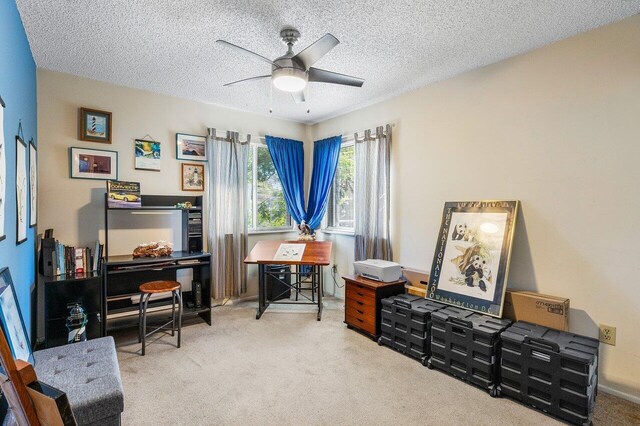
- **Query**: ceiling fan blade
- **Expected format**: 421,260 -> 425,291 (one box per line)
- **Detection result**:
293,33 -> 339,68
216,40 -> 279,68
291,90 -> 306,104
308,68 -> 364,87
223,75 -> 271,87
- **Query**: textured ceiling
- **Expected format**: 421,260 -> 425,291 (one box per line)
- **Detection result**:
16,0 -> 640,124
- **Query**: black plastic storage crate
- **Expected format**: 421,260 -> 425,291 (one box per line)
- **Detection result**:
500,321 -> 599,425
428,306 -> 512,396
378,294 -> 446,363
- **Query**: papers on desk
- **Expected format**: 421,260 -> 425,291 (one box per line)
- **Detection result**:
273,243 -> 306,262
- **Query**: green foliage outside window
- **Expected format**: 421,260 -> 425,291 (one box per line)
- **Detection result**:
248,145 -> 289,230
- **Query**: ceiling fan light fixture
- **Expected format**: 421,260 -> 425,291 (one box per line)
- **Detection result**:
272,68 -> 307,92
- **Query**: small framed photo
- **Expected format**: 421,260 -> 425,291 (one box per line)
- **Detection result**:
0,267 -> 33,363
69,147 -> 118,180
176,133 -> 207,162
134,139 -> 161,171
79,107 -> 112,143
182,163 -> 204,191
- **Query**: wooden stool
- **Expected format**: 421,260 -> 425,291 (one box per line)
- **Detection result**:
138,280 -> 182,356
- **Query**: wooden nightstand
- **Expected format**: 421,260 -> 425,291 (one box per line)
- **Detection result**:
342,274 -> 405,339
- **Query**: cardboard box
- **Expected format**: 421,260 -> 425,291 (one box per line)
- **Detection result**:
402,268 -> 428,297
503,290 -> 569,331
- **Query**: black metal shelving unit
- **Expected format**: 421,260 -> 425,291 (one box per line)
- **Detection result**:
103,194 -> 210,334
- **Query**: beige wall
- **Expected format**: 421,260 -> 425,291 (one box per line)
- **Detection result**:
312,15 -> 640,400
37,69 -> 304,294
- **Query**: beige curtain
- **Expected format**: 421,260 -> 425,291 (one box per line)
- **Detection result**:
354,124 -> 392,261
206,129 -> 249,298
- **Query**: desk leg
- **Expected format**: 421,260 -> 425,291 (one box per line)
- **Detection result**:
256,264 -> 267,320
317,266 -> 323,321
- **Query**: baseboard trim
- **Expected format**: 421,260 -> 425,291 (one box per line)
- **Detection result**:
598,384 -> 640,404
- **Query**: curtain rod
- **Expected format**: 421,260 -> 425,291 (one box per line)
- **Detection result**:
342,123 -> 395,142
256,123 -> 395,144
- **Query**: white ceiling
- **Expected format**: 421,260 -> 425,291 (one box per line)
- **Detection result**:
17,0 -> 640,124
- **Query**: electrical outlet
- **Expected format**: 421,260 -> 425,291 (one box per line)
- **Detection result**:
599,324 -> 616,346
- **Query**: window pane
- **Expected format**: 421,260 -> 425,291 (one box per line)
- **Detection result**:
333,145 -> 354,229
255,146 -> 289,229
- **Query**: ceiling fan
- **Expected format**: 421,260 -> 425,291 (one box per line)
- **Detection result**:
216,28 -> 364,103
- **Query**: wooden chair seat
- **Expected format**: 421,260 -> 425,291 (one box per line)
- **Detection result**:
139,280 -> 180,294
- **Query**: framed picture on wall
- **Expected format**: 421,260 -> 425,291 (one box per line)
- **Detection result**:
134,139 -> 161,171
69,147 -> 118,180
0,95 -> 6,241
181,163 -> 204,191
0,267 -> 33,363
79,107 -> 112,143
176,133 -> 207,162
29,140 -> 37,227
427,200 -> 519,317
15,136 -> 27,245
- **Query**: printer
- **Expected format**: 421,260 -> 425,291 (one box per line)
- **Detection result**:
353,259 -> 402,282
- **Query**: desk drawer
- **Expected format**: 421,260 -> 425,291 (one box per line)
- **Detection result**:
347,282 -> 375,296
345,297 -> 376,317
346,286 -> 375,306
345,312 -> 375,335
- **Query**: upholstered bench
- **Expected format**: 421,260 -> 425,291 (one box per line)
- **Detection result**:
33,337 -> 124,426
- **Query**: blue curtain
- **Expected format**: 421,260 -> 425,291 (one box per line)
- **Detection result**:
305,136 -> 342,229
265,136 -> 306,224
265,134 -> 342,231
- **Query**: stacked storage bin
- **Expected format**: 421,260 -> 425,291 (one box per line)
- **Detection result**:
429,306 -> 512,396
378,294 -> 446,364
500,321 -> 599,426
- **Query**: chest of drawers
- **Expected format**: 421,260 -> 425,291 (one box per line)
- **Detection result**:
342,274 -> 405,339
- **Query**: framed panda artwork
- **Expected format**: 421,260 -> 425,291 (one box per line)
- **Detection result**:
427,200 -> 519,317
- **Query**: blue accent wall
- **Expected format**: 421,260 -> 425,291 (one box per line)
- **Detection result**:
0,0 -> 37,338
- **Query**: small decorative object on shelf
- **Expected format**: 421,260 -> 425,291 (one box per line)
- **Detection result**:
297,220 -> 316,241
66,303 -> 88,343
132,241 -> 173,258
175,201 -> 193,209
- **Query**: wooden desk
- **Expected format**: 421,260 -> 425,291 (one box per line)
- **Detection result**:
244,240 -> 332,321
103,251 -> 211,333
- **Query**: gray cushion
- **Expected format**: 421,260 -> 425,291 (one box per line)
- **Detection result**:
34,337 -> 124,425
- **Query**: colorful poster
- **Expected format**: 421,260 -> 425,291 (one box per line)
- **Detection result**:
428,201 -> 519,317
135,139 -> 161,171
107,180 -> 141,208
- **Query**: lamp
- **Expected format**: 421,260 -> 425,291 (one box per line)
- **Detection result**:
272,67 -> 307,92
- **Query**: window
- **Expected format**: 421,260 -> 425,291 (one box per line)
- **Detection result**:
326,142 -> 355,231
247,144 -> 291,231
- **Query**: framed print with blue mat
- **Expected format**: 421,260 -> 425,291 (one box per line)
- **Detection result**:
428,200 -> 518,317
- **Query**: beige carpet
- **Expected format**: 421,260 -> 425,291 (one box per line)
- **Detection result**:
114,298 -> 639,425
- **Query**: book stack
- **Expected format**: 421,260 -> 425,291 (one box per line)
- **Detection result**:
52,240 -> 103,277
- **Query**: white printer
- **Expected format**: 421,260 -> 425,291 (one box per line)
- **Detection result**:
353,259 -> 402,282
